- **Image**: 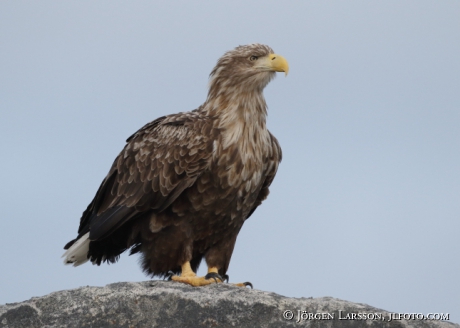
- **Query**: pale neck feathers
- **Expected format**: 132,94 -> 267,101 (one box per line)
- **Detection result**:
204,62 -> 276,148
204,84 -> 269,151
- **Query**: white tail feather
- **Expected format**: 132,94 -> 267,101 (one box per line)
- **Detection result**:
62,232 -> 90,266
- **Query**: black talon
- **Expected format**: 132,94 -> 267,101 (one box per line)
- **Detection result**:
166,270 -> 175,281
222,274 -> 229,283
243,282 -> 253,289
205,272 -> 224,283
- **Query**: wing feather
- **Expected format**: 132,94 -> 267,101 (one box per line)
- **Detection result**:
75,112 -> 216,242
246,132 -> 282,220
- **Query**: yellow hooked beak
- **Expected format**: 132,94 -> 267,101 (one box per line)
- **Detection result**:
257,54 -> 289,76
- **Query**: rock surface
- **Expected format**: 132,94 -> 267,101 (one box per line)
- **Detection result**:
0,281 -> 457,328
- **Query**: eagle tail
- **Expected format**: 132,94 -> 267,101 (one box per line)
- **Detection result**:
62,232 -> 91,266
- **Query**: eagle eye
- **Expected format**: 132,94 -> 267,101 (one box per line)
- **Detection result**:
249,56 -> 258,61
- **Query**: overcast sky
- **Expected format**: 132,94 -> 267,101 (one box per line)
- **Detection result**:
1,1 -> 459,324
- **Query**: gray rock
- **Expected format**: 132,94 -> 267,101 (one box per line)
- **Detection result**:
0,281 -> 457,328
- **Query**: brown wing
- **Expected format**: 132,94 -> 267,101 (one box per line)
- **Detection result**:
246,131 -> 282,220
73,111 -> 216,242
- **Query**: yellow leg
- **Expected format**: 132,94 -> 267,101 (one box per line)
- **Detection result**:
170,262 -> 224,287
207,266 -> 218,274
170,261 -> 253,288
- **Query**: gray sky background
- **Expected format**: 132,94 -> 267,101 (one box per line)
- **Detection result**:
1,0 -> 459,323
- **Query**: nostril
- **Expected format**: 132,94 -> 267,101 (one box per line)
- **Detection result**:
272,57 -> 276,60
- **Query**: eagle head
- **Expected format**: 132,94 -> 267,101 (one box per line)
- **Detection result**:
208,44 -> 289,94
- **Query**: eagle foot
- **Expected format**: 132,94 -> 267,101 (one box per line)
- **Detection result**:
204,272 -> 226,283
170,274 -> 223,287
169,262 -> 250,287
234,281 -> 253,289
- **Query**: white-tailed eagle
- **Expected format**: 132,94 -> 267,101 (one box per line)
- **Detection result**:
63,44 -> 288,287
